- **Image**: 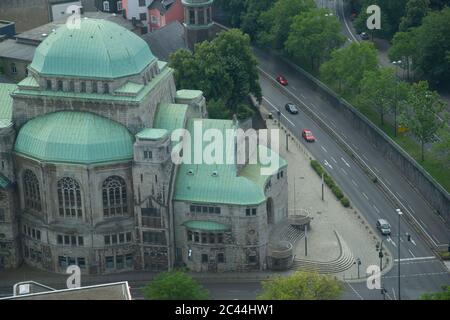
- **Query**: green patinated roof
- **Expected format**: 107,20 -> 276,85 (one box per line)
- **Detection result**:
114,82 -> 144,95
176,89 -> 203,101
136,128 -> 168,140
154,103 -> 189,132
18,76 -> 39,88
0,173 -> 11,189
13,65 -> 173,103
14,111 -> 134,165
183,220 -> 230,232
29,18 -> 155,79
174,118 -> 287,205
0,83 -> 16,128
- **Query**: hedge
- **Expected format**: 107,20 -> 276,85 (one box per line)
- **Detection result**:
310,160 -> 350,207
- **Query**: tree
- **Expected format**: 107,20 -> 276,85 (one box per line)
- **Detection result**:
169,29 -> 261,116
432,130 -> 450,169
408,8 -> 450,85
207,98 -> 232,119
320,42 -> 378,96
257,0 -> 315,50
388,31 -> 416,80
142,270 -> 210,300
399,0 -> 429,31
258,271 -> 343,300
214,0 -> 247,27
285,9 -> 345,72
239,0 -> 273,41
400,81 -> 447,161
421,285 -> 450,300
357,68 -> 397,127
353,0 -> 408,39
211,29 -> 262,110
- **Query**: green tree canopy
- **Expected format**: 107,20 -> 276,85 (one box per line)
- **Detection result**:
357,68 -> 398,126
169,29 -> 261,117
400,81 -> 447,161
258,271 -> 343,300
399,0 -> 429,31
257,0 -> 315,50
285,8 -> 345,72
320,42 -> 378,96
142,270 -> 210,300
421,285 -> 450,300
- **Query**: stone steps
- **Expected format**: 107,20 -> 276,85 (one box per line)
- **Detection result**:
292,231 -> 355,274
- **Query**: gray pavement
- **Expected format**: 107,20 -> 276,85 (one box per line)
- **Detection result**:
255,48 -> 450,299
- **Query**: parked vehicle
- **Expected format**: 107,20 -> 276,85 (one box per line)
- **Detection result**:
360,32 -> 369,40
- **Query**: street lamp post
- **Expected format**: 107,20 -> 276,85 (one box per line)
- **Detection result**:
396,209 -> 403,300
355,258 -> 361,279
376,240 -> 384,271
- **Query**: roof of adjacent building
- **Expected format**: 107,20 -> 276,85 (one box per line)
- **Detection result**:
183,220 -> 230,231
173,118 -> 287,205
154,102 -> 189,133
136,128 -> 169,140
0,281 -> 132,300
149,0 -> 177,14
14,111 -> 134,165
29,18 -> 156,79
176,89 -> 203,101
0,83 -> 16,128
141,21 -> 187,61
0,39 -> 36,61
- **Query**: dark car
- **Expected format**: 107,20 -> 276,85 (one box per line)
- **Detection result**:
360,32 -> 369,40
276,75 -> 288,86
285,103 -> 298,114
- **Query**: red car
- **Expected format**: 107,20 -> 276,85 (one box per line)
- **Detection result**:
276,75 -> 288,86
302,129 -> 315,142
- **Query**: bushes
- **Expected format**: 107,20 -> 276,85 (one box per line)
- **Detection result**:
310,160 -> 350,207
340,197 -> 350,207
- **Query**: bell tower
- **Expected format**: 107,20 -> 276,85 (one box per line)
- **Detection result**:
182,0 -> 215,50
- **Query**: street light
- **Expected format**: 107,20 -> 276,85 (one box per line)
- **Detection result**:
354,258 -> 361,278
396,208 -> 403,300
392,60 -> 402,78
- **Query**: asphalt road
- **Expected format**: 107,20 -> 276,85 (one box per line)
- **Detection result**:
254,49 -> 450,299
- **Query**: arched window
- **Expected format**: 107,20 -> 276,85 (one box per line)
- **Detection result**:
57,177 -> 83,218
103,83 -> 109,94
102,176 -> 128,217
23,169 -> 41,212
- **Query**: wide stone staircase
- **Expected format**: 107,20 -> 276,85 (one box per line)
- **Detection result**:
292,231 -> 355,274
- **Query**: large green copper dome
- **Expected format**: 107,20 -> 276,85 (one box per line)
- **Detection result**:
29,18 -> 155,79
14,111 -> 134,165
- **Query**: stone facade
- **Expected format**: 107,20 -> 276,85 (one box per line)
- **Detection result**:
0,17 -> 288,275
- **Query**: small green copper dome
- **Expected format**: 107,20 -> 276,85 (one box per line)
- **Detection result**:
29,18 -> 155,79
15,111 -> 134,165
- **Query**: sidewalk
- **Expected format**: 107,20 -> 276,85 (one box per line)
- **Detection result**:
264,108 -> 393,282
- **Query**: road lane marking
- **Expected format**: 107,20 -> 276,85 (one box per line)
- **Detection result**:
331,156 -> 337,163
394,256 -> 435,262
408,249 -> 416,258
392,288 -> 396,300
262,97 -> 296,127
341,157 -> 351,168
411,238 -> 416,246
373,205 -> 380,214
321,146 -> 328,153
324,160 -> 333,170
341,168 -> 347,175
259,67 -> 442,247
330,120 -> 337,127
345,282 -> 364,300
341,0 -> 359,42
386,236 -> 397,248
352,179 -> 358,187
419,219 -> 428,229
341,133 -> 348,140
352,143 -> 358,150
311,103 -> 318,109
362,192 -> 369,200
